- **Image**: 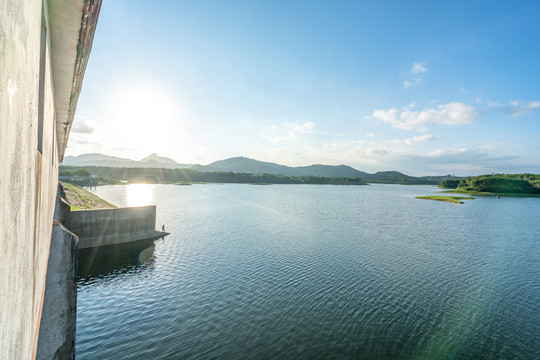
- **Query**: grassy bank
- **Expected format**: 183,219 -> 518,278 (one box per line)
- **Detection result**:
415,195 -> 475,204
60,182 -> 116,210
440,189 -> 540,198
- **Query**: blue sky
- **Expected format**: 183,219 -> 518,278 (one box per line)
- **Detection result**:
69,0 -> 540,175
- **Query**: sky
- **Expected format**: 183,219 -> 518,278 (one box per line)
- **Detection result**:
68,0 -> 540,176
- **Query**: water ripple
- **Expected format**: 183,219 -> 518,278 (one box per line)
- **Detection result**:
77,184 -> 540,359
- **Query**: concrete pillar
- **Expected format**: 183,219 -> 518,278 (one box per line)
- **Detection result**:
36,218 -> 78,359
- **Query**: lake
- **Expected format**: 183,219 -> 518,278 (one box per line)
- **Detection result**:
76,184 -> 540,359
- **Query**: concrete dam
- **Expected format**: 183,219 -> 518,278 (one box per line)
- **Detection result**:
70,205 -> 167,249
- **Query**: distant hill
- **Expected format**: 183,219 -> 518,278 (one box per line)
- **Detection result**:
191,157 -> 369,178
191,157 -> 460,184
139,153 -> 180,167
62,153 -> 192,169
62,154 -> 462,184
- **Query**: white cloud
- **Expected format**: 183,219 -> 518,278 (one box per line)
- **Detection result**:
373,102 -> 477,131
71,117 -> 95,134
513,100 -> 540,116
411,61 -> 428,74
491,100 -> 540,117
403,62 -> 427,88
479,142 -> 504,151
393,134 -> 437,145
253,139 -> 525,175
264,121 -> 323,142
403,78 -> 422,88
303,121 -> 315,130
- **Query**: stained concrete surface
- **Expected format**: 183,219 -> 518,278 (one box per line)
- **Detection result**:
36,223 -> 78,360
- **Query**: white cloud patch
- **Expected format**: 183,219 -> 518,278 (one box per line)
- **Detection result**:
403,61 -> 428,88
373,102 -> 477,131
509,101 -> 540,117
393,134 -> 437,145
403,79 -> 422,88
411,61 -> 428,74
253,140 -> 524,176
264,121 -> 324,142
71,117 -> 96,134
479,142 -> 504,151
488,100 -> 540,117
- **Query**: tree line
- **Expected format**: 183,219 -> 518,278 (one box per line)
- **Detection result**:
59,166 -> 367,185
439,174 -> 540,194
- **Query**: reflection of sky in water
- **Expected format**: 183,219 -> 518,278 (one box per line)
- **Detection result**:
79,184 -> 540,360
125,184 -> 155,207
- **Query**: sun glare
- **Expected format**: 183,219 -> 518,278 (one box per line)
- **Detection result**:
106,81 -> 187,158
125,184 -> 156,207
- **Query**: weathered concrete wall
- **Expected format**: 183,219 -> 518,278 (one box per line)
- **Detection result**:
1,0 -> 101,357
36,186 -> 77,360
0,1 -> 59,358
70,206 -> 164,248
36,222 -> 78,360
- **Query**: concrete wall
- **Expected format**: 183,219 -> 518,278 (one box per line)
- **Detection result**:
36,186 -> 77,360
1,0 -> 101,358
0,1 -> 59,358
36,222 -> 78,360
70,206 -> 162,249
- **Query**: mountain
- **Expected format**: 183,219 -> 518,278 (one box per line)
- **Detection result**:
139,153 -> 183,168
192,156 -> 367,178
62,153 -> 192,169
191,157 -> 460,184
62,154 -> 461,184
191,157 -> 295,175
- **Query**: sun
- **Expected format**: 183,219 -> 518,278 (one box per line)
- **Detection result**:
105,80 -> 187,157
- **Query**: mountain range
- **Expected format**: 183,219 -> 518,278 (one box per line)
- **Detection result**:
62,153 -> 460,183
62,153 -> 193,169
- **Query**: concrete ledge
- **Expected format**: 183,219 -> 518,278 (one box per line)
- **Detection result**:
82,230 -> 169,249
69,206 -> 166,249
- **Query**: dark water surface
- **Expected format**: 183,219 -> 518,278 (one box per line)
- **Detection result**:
77,184 -> 540,359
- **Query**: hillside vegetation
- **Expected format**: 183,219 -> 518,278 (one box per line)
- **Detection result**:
60,167 -> 367,185
61,182 -> 116,210
60,164 -> 460,186
62,154 -> 461,185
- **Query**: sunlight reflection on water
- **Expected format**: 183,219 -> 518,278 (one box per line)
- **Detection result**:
125,184 -> 156,207
78,184 -> 540,359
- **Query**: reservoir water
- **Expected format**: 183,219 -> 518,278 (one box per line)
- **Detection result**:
77,184 -> 540,359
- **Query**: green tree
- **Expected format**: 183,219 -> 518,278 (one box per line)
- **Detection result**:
74,168 -> 91,177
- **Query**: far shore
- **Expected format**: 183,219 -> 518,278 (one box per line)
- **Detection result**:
440,189 -> 540,198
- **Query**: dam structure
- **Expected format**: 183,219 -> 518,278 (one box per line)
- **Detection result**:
1,0 -> 102,358
70,206 -> 167,249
